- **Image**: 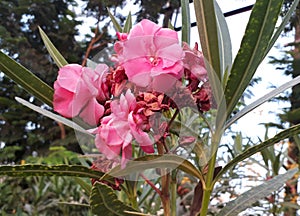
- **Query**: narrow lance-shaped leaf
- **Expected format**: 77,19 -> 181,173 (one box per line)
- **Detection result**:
216,168 -> 298,216
193,0 -> 221,79
264,0 -> 300,59
181,0 -> 191,44
214,123 -> 300,182
0,51 -> 54,107
15,97 -> 93,137
225,75 -> 300,129
90,182 -> 141,216
214,1 -> 232,86
103,155 -> 204,183
193,0 -> 224,109
123,11 -> 132,33
107,8 -> 122,33
38,26 -> 68,68
224,0 -> 284,119
0,164 -> 104,179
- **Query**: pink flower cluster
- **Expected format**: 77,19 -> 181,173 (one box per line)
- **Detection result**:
53,19 -> 211,168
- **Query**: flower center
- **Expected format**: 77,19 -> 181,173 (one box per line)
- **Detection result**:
149,56 -> 160,66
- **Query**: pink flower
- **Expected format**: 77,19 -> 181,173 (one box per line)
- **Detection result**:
114,19 -> 184,88
53,64 -> 109,125
94,90 -> 154,168
183,42 -> 207,79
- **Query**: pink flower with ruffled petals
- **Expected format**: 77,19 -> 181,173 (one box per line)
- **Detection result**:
94,90 -> 154,168
114,19 -> 184,88
182,42 -> 207,80
53,64 -> 109,125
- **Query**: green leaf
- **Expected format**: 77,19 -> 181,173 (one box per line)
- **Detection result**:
225,75 -> 300,129
15,97 -> 93,136
214,1 -> 232,85
38,26 -> 68,68
123,11 -> 132,33
216,168 -> 298,216
107,9 -> 122,33
104,155 -> 203,182
280,107 -> 300,124
224,0 -> 284,118
193,0 -> 224,109
75,177 -> 92,195
90,182 -> 140,216
0,164 -> 104,179
0,51 -> 54,107
181,0 -> 191,44
281,202 -> 300,210
193,0 -> 221,79
214,123 -> 300,182
264,0 -> 300,58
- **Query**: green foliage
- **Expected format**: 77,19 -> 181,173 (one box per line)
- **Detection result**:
2,0 -> 300,215
0,0 -> 85,161
106,155 -> 203,181
193,0 -> 221,79
90,183 -> 140,216
225,0 -> 284,118
0,51 -> 54,107
0,148 -> 92,215
217,168 -> 298,216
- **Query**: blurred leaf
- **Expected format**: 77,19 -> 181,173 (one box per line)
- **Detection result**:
226,76 -> 300,129
0,164 -> 104,179
104,155 -> 203,182
193,0 -> 221,79
224,0 -> 284,118
38,26 -> 68,68
75,177 -> 92,195
0,96 -> 15,106
281,202 -> 300,210
264,0 -> 300,58
190,181 -> 204,216
215,123 -> 300,182
216,168 -> 298,216
190,167 -> 221,216
0,51 -> 54,107
233,132 -> 243,154
123,12 -> 132,33
280,107 -> 300,124
181,0 -> 191,44
90,182 -> 140,215
107,9 -> 122,33
15,97 -> 92,136
214,1 -> 232,85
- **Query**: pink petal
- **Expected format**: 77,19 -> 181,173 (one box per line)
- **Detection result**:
95,134 -> 121,159
128,113 -> 154,153
121,144 -> 132,168
53,85 -> 75,118
129,19 -> 160,38
79,98 -> 104,125
56,64 -> 82,92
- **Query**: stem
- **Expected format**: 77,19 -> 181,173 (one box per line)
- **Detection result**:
200,188 -> 212,216
129,195 -> 138,210
161,172 -> 171,216
157,140 -> 171,216
140,173 -> 162,196
200,130 -> 221,216
171,171 -> 177,216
